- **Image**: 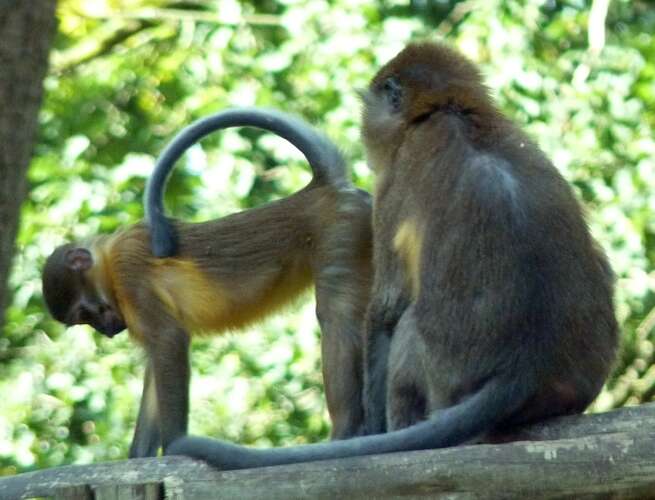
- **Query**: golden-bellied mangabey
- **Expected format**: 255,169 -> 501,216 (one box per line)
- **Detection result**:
166,43 -> 619,469
42,108 -> 372,458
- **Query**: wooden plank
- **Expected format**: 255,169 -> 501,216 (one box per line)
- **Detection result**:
0,457 -> 211,500
94,482 -> 161,500
1,403 -> 654,500
510,401 -> 655,441
53,484 -> 93,500
165,431 -> 655,500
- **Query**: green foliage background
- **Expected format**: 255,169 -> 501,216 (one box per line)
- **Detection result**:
1,0 -> 654,475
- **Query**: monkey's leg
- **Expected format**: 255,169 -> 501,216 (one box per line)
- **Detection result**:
314,188 -> 372,439
315,276 -> 365,439
386,306 -> 428,431
363,282 -> 409,435
129,362 -> 161,458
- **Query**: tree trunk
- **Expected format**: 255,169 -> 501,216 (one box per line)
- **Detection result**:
0,0 -> 57,328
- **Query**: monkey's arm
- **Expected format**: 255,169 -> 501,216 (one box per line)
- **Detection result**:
150,327 -> 190,451
128,362 -> 161,458
129,299 -> 191,452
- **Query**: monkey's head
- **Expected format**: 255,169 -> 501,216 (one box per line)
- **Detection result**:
42,244 -> 126,338
361,42 -> 489,170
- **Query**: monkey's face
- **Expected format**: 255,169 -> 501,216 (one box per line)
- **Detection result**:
42,244 -> 126,338
361,46 -> 443,171
360,76 -> 406,173
66,294 -> 126,338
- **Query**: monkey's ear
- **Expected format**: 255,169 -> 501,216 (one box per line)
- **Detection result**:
64,247 -> 93,272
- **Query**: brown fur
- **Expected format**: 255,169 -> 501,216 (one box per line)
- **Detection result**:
361,41 -> 618,435
43,180 -> 372,456
155,43 -> 618,470
58,43 -> 620,470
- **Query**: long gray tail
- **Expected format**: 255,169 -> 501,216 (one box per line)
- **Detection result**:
144,108 -> 347,257
167,374 -> 533,469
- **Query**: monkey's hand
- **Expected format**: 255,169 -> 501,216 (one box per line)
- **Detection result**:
166,436 -> 258,470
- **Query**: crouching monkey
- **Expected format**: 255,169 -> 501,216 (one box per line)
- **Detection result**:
42,108 -> 372,457
166,43 -> 619,469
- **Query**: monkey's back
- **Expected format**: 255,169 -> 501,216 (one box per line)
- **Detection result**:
392,112 -> 618,424
108,183 -> 372,337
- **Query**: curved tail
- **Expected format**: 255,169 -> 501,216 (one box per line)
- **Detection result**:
144,108 -> 348,258
166,374 -> 533,470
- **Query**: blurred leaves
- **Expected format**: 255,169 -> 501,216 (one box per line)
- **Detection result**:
1,0 -> 654,473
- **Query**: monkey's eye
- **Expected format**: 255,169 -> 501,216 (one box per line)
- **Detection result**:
381,77 -> 402,111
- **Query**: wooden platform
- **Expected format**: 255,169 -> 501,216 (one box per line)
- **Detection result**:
1,403 -> 654,499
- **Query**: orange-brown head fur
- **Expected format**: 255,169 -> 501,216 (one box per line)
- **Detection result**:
361,42 -> 502,173
371,42 -> 490,121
